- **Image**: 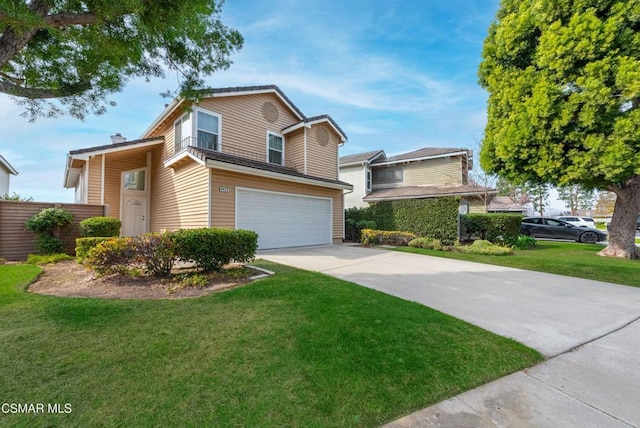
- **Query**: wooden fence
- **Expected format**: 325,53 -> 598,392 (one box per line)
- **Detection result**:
0,201 -> 107,261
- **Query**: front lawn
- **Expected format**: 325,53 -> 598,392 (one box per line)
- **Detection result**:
396,241 -> 640,288
0,262 -> 541,427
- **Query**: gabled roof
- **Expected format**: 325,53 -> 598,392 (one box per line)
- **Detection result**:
363,184 -> 497,202
0,154 -> 17,175
339,150 -> 386,166
372,147 -> 470,165
142,84 -> 341,139
281,114 -> 348,143
488,196 -> 528,212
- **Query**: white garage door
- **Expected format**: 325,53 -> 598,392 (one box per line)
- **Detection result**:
236,188 -> 332,249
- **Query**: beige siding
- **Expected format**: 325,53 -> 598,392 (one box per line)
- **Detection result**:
210,169 -> 344,243
87,156 -> 102,205
103,150 -> 149,221
285,128 -> 305,172
305,123 -> 339,180
0,201 -> 106,260
150,153 -> 209,231
405,157 -> 462,186
467,197 -> 489,214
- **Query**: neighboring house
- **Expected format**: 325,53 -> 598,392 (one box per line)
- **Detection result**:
64,85 -> 352,249
487,196 -> 529,215
339,147 -> 496,212
0,154 -> 18,195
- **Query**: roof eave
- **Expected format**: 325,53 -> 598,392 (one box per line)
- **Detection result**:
373,150 -> 468,167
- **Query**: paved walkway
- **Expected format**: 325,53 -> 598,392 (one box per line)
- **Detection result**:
259,244 -> 640,427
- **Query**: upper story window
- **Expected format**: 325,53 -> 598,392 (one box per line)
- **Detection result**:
174,108 -> 221,153
267,132 -> 284,165
366,168 -> 372,192
373,166 -> 403,184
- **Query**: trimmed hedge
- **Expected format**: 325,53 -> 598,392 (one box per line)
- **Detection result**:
408,237 -> 443,250
455,240 -> 513,255
361,229 -> 416,246
172,228 -> 258,272
345,197 -> 459,244
76,237 -> 111,263
79,216 -> 121,237
461,214 -> 522,244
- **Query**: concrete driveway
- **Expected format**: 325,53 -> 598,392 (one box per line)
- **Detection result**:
259,244 -> 640,427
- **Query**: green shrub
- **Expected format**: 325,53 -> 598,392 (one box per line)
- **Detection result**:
361,229 -> 416,246
507,235 -> 538,250
85,237 -> 137,275
26,253 -> 74,265
76,237 -> 111,263
345,217 -> 377,242
408,237 -> 443,250
455,240 -> 513,255
25,207 -> 74,254
79,216 -> 121,237
461,214 -> 522,244
132,232 -> 176,276
346,197 -> 459,244
172,228 -> 258,272
34,235 -> 65,254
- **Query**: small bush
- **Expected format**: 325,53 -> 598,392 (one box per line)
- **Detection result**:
76,237 -> 111,263
345,218 -> 377,242
25,207 -> 74,254
85,237 -> 136,275
34,235 -> 65,254
507,235 -> 538,250
461,214 -> 522,244
25,208 -> 74,235
172,228 -> 258,272
26,253 -> 73,265
79,216 -> 121,237
361,229 -> 416,246
455,240 -> 513,256
132,232 -> 176,276
408,237 -> 443,250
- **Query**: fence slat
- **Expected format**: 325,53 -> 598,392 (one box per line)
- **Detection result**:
0,201 -> 107,260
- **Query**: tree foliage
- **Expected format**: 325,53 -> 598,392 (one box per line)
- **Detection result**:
479,0 -> 640,258
0,0 -> 243,120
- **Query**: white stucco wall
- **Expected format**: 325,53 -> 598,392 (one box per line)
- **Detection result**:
0,167 -> 10,195
339,164 -> 369,209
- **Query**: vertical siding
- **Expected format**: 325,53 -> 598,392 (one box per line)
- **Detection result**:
305,123 -> 339,180
150,154 -> 209,231
210,169 -> 344,243
0,201 -> 106,260
404,157 -> 463,186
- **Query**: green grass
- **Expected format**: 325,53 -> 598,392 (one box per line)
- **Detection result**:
396,241 -> 640,288
0,262 -> 541,427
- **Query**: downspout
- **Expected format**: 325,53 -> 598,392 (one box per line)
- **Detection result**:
84,158 -> 89,204
100,154 -> 105,205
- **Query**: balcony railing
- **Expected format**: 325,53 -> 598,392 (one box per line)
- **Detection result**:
175,136 -> 298,170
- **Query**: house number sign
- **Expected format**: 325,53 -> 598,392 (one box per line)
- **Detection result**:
219,186 -> 230,193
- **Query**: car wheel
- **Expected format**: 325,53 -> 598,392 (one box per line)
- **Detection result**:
521,229 -> 530,236
580,231 -> 599,244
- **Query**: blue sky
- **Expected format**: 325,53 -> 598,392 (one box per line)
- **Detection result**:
1,0 -> 511,204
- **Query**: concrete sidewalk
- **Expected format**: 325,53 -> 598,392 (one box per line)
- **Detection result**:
259,244 -> 640,427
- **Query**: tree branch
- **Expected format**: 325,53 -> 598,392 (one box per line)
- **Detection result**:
44,12 -> 98,28
0,78 -> 91,99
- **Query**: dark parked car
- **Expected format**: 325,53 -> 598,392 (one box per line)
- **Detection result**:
521,217 -> 607,244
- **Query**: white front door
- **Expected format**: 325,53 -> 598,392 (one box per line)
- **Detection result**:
121,168 -> 148,237
122,196 -> 147,236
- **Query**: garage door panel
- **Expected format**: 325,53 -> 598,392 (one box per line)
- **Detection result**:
236,188 -> 331,249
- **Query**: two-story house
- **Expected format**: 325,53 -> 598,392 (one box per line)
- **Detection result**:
64,85 -> 352,249
340,147 -> 497,212
0,154 -> 18,195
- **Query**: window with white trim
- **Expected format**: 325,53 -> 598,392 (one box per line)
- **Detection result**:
267,132 -> 284,165
366,168 -> 372,192
197,110 -> 219,150
373,166 -> 403,184
173,108 -> 221,153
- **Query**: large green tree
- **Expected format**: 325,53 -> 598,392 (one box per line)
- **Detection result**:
0,0 -> 243,120
479,0 -> 640,258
